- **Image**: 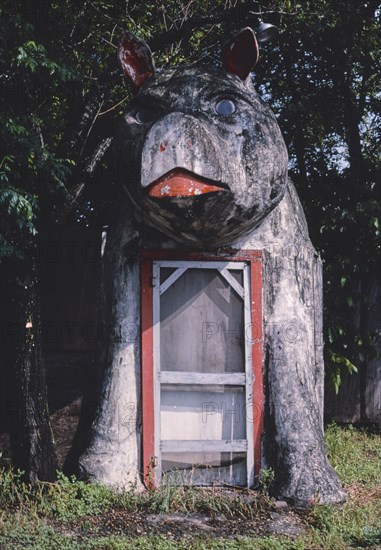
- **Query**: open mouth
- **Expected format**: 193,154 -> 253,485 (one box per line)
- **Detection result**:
146,168 -> 228,198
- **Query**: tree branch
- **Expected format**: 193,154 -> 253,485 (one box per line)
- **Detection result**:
148,6 -> 297,51
56,136 -> 113,222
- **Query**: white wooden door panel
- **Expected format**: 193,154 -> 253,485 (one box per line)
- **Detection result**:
152,260 -> 253,486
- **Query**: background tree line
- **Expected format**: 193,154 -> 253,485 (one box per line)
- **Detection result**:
0,0 -> 380,482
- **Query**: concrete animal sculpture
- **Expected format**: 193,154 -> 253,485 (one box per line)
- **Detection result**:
79,28 -> 346,506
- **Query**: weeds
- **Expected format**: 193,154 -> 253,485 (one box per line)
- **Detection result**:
37,472 -> 116,521
0,455 -> 31,509
259,468 -> 275,496
0,424 -> 380,549
325,422 -> 381,487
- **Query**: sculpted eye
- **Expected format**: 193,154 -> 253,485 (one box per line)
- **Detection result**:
215,99 -> 236,116
134,108 -> 153,123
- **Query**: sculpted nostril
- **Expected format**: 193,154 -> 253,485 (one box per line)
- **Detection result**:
270,187 -> 279,200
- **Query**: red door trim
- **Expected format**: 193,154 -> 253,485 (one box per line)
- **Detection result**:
140,249 -> 263,487
141,259 -> 155,488
250,259 -> 263,477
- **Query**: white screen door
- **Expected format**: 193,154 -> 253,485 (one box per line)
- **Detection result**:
152,260 -> 254,486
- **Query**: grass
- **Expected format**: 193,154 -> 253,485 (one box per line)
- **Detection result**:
0,423 -> 380,549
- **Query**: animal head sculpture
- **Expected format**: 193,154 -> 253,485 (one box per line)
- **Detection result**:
115,29 -> 288,246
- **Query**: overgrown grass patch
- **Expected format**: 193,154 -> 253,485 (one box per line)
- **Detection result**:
84,536 -> 310,549
0,455 -> 267,522
307,498 -> 381,549
325,422 -> 381,487
0,511 -> 77,550
0,423 -> 380,549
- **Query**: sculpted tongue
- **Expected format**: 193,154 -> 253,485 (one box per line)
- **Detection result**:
147,170 -> 227,198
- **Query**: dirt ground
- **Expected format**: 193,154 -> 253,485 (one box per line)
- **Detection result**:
50,506 -> 309,542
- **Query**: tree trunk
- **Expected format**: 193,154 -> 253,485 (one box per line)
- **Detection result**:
1,247 -> 57,483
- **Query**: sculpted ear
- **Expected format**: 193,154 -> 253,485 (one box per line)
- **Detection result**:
223,27 -> 259,80
118,32 -> 155,89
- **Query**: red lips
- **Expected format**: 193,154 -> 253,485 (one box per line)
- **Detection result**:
147,169 -> 227,198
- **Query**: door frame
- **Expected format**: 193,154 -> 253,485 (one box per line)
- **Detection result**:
141,249 -> 263,488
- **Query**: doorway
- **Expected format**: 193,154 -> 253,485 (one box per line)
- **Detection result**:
141,252 -> 262,487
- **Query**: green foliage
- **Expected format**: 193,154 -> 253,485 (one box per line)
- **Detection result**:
326,352 -> 358,394
119,482 -> 263,520
259,468 -> 276,496
0,459 -> 115,520
0,155 -> 38,255
309,501 -> 381,549
85,536 -> 308,549
1,0 -> 379,385
0,458 -> 264,520
0,2 -> 84,260
0,455 -> 31,507
255,0 -> 381,391
37,472 -> 115,521
325,422 -> 381,487
0,513 -> 77,550
0,425 -> 381,549
290,423 -> 381,549
85,536 -> 180,549
16,40 -> 65,76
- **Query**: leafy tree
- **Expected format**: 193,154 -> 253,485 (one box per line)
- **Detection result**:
254,0 -> 381,397
0,0 -> 379,480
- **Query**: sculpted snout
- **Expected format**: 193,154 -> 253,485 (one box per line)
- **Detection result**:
140,113 -> 223,188
134,102 -> 288,245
